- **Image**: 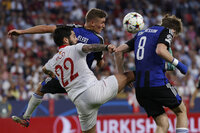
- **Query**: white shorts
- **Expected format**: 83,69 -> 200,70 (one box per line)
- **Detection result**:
73,75 -> 118,131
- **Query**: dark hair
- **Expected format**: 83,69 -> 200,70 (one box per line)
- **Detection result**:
53,26 -> 73,46
85,8 -> 107,22
161,14 -> 183,34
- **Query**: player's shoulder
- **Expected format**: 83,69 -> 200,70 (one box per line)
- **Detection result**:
81,29 -> 104,44
154,25 -> 174,36
94,33 -> 104,42
56,24 -> 83,29
47,52 -> 59,65
68,24 -> 83,28
68,43 -> 85,51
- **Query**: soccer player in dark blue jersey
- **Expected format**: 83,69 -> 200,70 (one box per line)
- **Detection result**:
116,14 -> 188,133
8,8 -> 108,128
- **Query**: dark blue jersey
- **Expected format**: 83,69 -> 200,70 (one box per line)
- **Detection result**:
126,25 -> 174,88
57,24 -> 104,69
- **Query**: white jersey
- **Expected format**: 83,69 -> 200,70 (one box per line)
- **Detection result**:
45,43 -> 97,102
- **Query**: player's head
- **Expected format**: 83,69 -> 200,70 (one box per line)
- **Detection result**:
161,14 -> 183,35
85,8 -> 107,34
53,26 -> 78,47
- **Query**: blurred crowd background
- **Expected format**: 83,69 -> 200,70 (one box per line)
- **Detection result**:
0,0 -> 200,115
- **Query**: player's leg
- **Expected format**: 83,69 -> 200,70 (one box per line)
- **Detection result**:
154,83 -> 188,133
82,125 -> 96,133
114,71 -> 135,93
23,77 -> 67,119
75,72 -> 134,133
73,90 -> 99,133
135,85 -> 172,133
23,82 -> 44,119
137,99 -> 169,133
11,82 -> 43,127
171,101 -> 188,133
12,77 -> 66,127
153,113 -> 169,133
163,84 -> 188,133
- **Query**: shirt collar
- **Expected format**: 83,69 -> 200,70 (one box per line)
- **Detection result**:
59,44 -> 69,50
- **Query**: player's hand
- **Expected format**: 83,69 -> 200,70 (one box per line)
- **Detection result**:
8,29 -> 23,38
107,44 -> 116,53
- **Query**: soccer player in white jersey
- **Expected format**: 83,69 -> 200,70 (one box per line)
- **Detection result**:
10,9 -> 109,128
10,8 -> 110,127
41,26 -> 135,133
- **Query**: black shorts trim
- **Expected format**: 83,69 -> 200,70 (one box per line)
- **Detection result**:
40,77 -> 67,94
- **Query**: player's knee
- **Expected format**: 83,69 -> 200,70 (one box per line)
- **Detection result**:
157,119 -> 169,131
157,124 -> 169,133
154,113 -> 169,131
39,82 -> 42,86
173,101 -> 187,116
34,82 -> 44,95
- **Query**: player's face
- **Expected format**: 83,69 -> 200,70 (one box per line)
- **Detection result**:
171,29 -> 177,36
69,31 -> 78,45
93,17 -> 106,34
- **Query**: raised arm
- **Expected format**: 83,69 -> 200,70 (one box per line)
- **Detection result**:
8,25 -> 57,37
115,44 -> 131,73
190,88 -> 199,109
82,44 -> 116,53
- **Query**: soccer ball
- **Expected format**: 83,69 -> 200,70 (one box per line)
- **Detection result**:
123,12 -> 144,33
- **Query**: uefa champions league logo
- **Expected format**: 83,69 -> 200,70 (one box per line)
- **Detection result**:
53,116 -> 81,133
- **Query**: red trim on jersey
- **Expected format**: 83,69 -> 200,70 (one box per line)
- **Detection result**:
59,44 -> 69,50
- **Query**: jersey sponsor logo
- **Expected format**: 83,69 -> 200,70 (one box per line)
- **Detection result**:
77,35 -> 89,43
53,116 -> 81,133
144,29 -> 158,33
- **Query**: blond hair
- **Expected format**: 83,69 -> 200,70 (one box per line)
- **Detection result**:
85,8 -> 107,22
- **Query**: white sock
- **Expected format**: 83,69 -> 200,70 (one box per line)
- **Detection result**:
176,128 -> 189,133
23,93 -> 43,119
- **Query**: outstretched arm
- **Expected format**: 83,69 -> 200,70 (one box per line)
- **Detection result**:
115,44 -> 131,73
8,25 -> 56,37
115,51 -> 124,74
82,44 -> 116,53
190,88 -> 199,109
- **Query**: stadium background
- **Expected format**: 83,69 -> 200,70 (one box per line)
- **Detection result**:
0,0 -> 200,132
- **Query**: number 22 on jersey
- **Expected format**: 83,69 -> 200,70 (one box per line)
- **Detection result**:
55,57 -> 79,87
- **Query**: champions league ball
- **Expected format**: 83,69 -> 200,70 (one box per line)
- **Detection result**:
123,12 -> 145,33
